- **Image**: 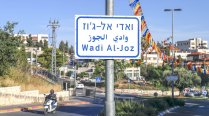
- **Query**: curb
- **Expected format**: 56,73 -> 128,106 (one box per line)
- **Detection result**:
0,101 -> 91,114
158,106 -> 180,116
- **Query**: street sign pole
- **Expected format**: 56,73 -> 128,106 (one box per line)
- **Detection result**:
128,79 -> 130,93
105,0 -> 115,116
94,78 -> 97,99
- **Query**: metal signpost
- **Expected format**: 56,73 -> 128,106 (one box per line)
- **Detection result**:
75,0 -> 141,115
166,75 -> 178,98
128,79 -> 130,93
95,77 -> 101,99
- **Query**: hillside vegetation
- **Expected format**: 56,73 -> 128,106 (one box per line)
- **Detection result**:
0,67 -> 61,93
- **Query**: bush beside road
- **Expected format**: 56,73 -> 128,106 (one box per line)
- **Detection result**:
99,97 -> 185,116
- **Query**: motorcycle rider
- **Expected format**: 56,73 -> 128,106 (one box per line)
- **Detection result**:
45,89 -> 57,106
49,89 -> 57,101
44,89 -> 57,114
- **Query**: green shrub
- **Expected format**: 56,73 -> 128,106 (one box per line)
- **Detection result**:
143,106 -> 157,116
173,99 -> 185,106
163,97 -> 174,107
115,100 -> 157,116
99,98 -> 184,116
147,99 -> 169,111
154,92 -> 158,97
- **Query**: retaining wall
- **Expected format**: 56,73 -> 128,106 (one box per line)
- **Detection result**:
0,86 -> 73,106
0,86 -> 21,94
115,89 -> 179,96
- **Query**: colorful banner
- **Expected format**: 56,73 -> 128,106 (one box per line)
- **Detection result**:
129,0 -> 162,57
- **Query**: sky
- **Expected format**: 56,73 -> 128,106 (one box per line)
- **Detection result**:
0,0 -> 209,46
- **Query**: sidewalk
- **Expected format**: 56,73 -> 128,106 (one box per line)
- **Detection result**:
0,97 -> 91,114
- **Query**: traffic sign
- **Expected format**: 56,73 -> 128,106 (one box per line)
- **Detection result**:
166,76 -> 178,81
128,79 -> 131,83
75,15 -> 141,59
96,77 -> 101,83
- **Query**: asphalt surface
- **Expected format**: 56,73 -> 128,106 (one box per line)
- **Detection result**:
165,99 -> 209,116
0,104 -> 103,116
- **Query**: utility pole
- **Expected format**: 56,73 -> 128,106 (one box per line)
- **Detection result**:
30,49 -> 33,74
48,20 -> 60,76
105,0 -> 115,116
34,48 -> 38,66
164,8 -> 182,99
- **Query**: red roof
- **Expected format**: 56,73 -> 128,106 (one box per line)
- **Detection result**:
187,52 -> 206,56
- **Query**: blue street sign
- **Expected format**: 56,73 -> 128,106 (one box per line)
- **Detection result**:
96,77 -> 101,83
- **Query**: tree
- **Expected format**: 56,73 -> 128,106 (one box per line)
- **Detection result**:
176,55 -> 183,67
43,40 -> 48,49
175,68 -> 196,95
0,22 -> 27,76
38,48 -> 67,69
59,40 -> 65,52
93,60 -> 105,79
114,60 -> 126,81
65,41 -> 69,53
77,72 -> 88,79
69,45 -> 74,55
3,21 -> 18,35
38,40 -> 43,48
26,34 -> 33,47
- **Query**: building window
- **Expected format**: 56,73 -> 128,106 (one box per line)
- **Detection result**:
134,70 -> 139,77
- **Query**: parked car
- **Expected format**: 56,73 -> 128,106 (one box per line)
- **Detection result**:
184,90 -> 201,97
193,90 -> 201,96
184,92 -> 194,97
76,83 -> 84,89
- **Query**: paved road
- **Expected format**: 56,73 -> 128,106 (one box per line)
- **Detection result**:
165,99 -> 209,116
0,104 -> 103,116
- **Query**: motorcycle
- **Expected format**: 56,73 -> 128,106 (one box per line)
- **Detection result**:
43,94 -> 57,115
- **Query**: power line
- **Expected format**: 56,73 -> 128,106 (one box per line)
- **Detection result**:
48,20 -> 60,76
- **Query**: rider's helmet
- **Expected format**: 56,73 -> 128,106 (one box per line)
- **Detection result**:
50,89 -> 54,94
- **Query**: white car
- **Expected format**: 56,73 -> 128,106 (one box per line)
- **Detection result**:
76,83 -> 84,89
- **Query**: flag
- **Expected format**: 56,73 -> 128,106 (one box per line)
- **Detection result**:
129,0 -> 140,8
164,54 -> 167,61
141,19 -> 147,32
145,31 -> 151,43
142,29 -> 148,37
147,45 -> 153,53
134,3 -> 142,16
137,59 -> 141,64
193,64 -> 196,71
152,41 -> 156,50
203,69 -> 206,74
203,64 -> 207,74
197,67 -> 202,73
187,62 -> 192,70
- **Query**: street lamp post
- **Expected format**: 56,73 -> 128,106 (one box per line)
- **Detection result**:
164,8 -> 182,99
